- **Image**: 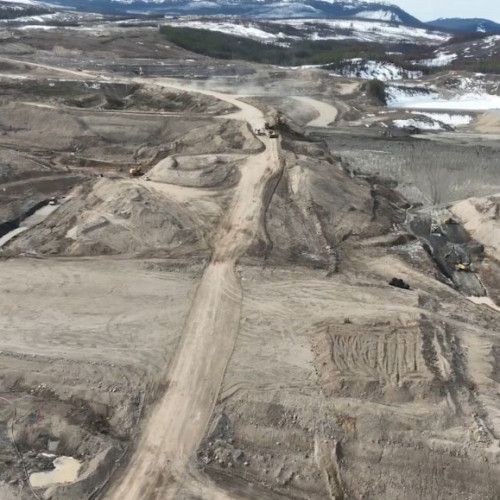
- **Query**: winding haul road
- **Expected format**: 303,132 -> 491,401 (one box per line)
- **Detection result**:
105,83 -> 281,500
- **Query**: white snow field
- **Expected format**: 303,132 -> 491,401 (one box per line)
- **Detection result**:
386,85 -> 500,111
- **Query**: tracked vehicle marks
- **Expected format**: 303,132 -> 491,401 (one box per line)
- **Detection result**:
313,318 -> 433,400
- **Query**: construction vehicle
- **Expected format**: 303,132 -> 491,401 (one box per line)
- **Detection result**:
268,130 -> 279,138
129,166 -> 143,177
456,262 -> 471,272
254,128 -> 266,136
389,277 -> 410,290
430,223 -> 442,236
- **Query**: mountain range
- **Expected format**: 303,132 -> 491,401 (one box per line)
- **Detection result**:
20,0 -> 425,25
3,0 -> 500,35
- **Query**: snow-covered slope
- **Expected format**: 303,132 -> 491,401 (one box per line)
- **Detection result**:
271,18 -> 448,43
427,18 -> 500,34
386,83 -> 500,111
328,58 -> 422,81
0,0 -> 52,19
34,0 -> 424,25
163,18 -> 450,46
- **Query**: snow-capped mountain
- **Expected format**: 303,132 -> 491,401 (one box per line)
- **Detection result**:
427,18 -> 500,34
35,0 -> 424,25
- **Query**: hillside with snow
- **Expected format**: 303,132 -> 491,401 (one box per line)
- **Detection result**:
28,0 -> 424,24
427,18 -> 500,35
162,17 -> 450,46
0,0 -> 52,19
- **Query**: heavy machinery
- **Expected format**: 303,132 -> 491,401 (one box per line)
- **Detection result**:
268,130 -> 279,139
129,166 -> 143,177
430,223 -> 442,236
454,246 -> 472,272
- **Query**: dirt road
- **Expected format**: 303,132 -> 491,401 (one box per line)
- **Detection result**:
105,86 -> 281,500
293,96 -> 338,127
153,80 -> 266,131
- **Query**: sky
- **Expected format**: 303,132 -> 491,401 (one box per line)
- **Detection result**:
390,0 -> 500,23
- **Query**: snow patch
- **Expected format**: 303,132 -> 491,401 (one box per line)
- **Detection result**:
389,88 -> 500,111
393,118 -> 442,130
268,18 -> 450,44
385,85 -> 438,107
481,35 -> 500,50
329,58 -> 422,81
410,111 -> 472,126
417,51 -> 457,67
162,20 -> 282,41
354,10 -> 401,22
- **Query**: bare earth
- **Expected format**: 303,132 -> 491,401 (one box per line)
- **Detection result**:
106,91 -> 281,500
2,22 -> 500,500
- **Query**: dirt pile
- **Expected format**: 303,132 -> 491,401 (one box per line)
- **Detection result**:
7,178 -> 226,258
452,194 -> 500,261
148,153 -> 244,189
260,138 -> 407,270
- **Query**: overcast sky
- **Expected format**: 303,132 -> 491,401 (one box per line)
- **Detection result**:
390,0 -> 500,23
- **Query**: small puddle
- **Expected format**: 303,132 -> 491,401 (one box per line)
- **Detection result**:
29,456 -> 81,488
468,296 -> 500,313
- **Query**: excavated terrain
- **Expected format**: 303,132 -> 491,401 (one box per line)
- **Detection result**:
1,19 -> 500,500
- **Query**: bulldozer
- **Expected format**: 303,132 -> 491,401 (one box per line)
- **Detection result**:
129,166 -> 143,177
456,262 -> 471,272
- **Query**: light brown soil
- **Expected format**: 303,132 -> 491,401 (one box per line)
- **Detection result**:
1,24 -> 500,500
452,194 -> 500,261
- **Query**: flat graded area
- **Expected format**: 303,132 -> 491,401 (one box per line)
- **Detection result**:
2,17 -> 500,500
0,258 -> 198,499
